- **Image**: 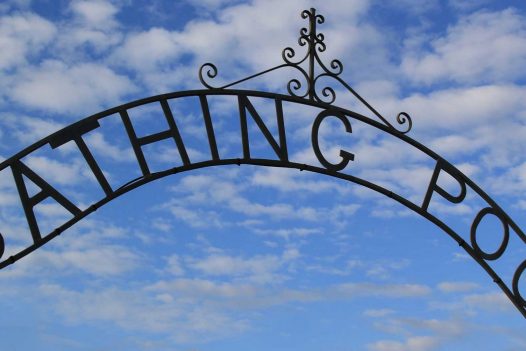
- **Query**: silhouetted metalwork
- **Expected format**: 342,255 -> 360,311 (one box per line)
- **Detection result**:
0,8 -> 524,320
199,8 -> 412,134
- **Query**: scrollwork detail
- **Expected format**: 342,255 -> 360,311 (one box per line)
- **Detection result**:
282,47 -> 309,66
197,7 -> 414,134
286,65 -> 310,99
396,112 -> 413,134
199,63 -> 219,89
301,9 -> 312,20
313,74 -> 337,104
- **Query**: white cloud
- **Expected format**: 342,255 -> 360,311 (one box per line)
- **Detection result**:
168,205 -> 225,228
0,115 -> 64,144
9,60 -> 136,115
401,85 -> 526,131
251,167 -> 350,194
402,9 -> 526,85
306,259 -> 361,277
448,0 -> 491,11
38,283 -> 250,342
490,161 -> 526,194
386,0 -> 439,14
112,27 -> 180,71
368,336 -> 439,351
366,259 -> 411,280
85,132 -> 135,162
109,0 -> 379,91
167,173 -> 319,221
428,134 -> 486,158
70,0 -> 119,29
462,291 -> 513,312
150,217 -> 173,233
183,0 -> 244,12
147,278 -> 261,300
437,281 -> 479,293
0,12 -> 56,70
37,246 -> 141,276
368,316 -> 472,351
356,166 -> 433,202
349,136 -> 427,169
188,254 -> 282,283
165,254 -> 185,276
57,26 -> 122,54
364,308 -> 395,317
1,220 -> 141,278
253,227 -> 322,240
186,248 -> 299,284
331,283 -> 431,298
25,155 -> 87,186
426,200 -> 473,216
51,1 -> 122,54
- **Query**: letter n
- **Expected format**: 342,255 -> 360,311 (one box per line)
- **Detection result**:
238,96 -> 288,161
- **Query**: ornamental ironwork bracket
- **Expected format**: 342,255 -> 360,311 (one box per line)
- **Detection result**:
199,7 -> 412,134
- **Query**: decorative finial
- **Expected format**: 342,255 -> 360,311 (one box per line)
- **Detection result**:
199,8 -> 412,134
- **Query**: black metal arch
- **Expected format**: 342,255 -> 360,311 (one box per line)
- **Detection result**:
0,8 -> 524,320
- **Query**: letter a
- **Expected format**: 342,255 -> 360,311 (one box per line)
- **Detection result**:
11,161 -> 81,243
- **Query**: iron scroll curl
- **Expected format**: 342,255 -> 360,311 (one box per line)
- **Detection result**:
198,7 -> 413,134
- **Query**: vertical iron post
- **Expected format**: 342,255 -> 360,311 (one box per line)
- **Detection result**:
308,7 -> 316,101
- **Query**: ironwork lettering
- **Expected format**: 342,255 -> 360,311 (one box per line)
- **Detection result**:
238,96 -> 288,161
199,95 -> 220,161
120,100 -> 190,176
470,207 -> 510,260
11,160 -> 81,243
513,260 -> 526,307
421,160 -> 466,212
311,109 -> 354,171
0,233 -> 4,259
49,119 -> 112,196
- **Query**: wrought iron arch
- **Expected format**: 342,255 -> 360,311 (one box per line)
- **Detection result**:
0,8 -> 525,320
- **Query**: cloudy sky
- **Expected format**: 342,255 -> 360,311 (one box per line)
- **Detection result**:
0,0 -> 525,350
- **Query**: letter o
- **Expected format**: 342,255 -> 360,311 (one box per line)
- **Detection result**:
513,260 -> 526,307
470,207 -> 509,261
0,233 -> 4,259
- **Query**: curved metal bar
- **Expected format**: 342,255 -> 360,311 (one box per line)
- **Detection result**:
0,89 -> 524,319
0,90 -> 521,248
0,156 -> 524,318
0,89 -> 434,173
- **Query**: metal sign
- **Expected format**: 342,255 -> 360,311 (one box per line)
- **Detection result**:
0,8 -> 524,319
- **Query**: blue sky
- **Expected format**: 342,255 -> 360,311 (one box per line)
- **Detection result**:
0,0 -> 525,350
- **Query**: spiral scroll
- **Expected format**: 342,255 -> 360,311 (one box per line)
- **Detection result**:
199,63 -> 219,89
197,7 -> 414,134
396,112 -> 412,134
